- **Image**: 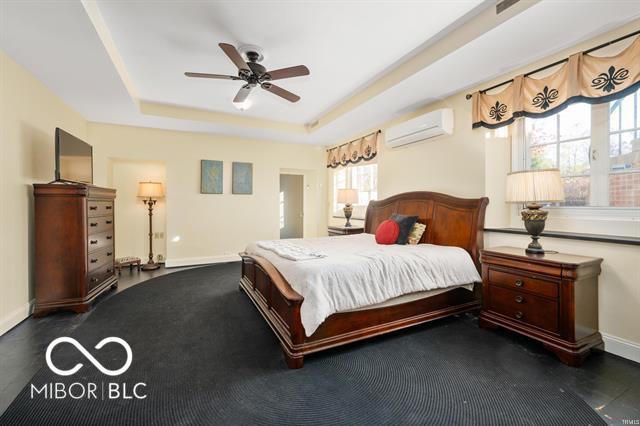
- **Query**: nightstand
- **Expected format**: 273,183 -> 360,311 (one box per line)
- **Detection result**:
328,225 -> 364,236
479,246 -> 603,366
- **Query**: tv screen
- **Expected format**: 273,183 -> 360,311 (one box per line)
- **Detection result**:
55,128 -> 93,184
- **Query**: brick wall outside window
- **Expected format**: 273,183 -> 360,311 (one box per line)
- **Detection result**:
609,172 -> 640,207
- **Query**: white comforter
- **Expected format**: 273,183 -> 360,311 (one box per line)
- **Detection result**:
245,233 -> 481,337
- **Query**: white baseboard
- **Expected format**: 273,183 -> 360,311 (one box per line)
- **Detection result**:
0,299 -> 34,336
165,254 -> 241,268
602,333 -> 640,364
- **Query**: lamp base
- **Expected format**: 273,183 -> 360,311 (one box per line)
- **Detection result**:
521,204 -> 548,254
525,236 -> 545,254
141,261 -> 160,271
343,204 -> 353,227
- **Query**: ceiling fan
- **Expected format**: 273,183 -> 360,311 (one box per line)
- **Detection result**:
185,43 -> 310,104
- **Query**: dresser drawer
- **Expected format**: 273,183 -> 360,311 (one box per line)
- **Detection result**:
88,262 -> 115,292
488,268 -> 558,299
88,216 -> 114,235
88,231 -> 114,253
87,200 -> 113,217
88,247 -> 114,272
489,285 -> 558,334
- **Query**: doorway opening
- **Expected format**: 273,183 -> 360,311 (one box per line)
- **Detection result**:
279,174 -> 304,239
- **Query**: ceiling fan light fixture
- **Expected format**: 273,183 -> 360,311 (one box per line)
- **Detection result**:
233,99 -> 253,111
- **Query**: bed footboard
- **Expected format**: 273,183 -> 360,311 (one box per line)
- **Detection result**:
240,253 -> 306,368
240,253 -> 480,369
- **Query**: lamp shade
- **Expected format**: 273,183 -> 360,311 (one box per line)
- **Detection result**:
505,169 -> 565,203
337,188 -> 359,204
137,181 -> 164,199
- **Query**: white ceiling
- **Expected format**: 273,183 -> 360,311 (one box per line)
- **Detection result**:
1,1 -> 639,146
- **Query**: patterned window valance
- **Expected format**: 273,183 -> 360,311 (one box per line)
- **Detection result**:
326,131 -> 379,168
471,33 -> 640,129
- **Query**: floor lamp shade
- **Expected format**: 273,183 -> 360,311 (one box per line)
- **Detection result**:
138,181 -> 164,271
138,181 -> 164,199
505,169 -> 564,254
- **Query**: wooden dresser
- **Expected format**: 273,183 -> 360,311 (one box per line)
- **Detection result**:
33,183 -> 117,316
479,246 -> 603,366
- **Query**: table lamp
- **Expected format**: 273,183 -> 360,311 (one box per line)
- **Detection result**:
138,181 -> 164,270
505,169 -> 565,254
337,188 -> 359,227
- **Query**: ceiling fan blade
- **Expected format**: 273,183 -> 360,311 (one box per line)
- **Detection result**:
265,65 -> 309,81
219,43 -> 249,72
261,83 -> 300,103
233,84 -> 253,103
184,72 -> 241,80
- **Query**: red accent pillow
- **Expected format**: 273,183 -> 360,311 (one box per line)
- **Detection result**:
375,219 -> 400,245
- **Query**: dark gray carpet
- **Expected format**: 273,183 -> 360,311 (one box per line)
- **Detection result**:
1,263 -> 605,425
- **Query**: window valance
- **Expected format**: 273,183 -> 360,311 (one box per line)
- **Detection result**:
326,130 -> 379,168
471,33 -> 640,129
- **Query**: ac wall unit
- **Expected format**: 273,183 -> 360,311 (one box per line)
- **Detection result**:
385,108 -> 454,148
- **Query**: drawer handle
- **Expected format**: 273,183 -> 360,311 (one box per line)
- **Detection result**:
90,222 -> 98,227
514,280 -> 524,287
106,206 -> 112,210
515,311 -> 524,320
515,295 -> 524,303
89,206 -> 97,211
90,240 -> 98,244
90,258 -> 98,263
107,252 -> 113,256
107,268 -> 113,273
90,277 -> 99,283
106,235 -> 113,240
106,220 -> 113,225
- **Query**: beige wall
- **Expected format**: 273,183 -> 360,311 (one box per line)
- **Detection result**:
0,50 -> 88,334
88,123 -> 327,267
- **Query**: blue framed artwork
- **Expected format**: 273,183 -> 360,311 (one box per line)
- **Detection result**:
232,162 -> 253,194
201,160 -> 223,194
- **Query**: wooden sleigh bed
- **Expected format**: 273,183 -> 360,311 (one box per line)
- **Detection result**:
239,191 -> 489,368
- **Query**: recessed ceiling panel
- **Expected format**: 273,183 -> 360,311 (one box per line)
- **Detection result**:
95,1 -> 482,123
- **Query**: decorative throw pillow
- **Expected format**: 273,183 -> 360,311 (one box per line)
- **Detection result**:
390,214 -> 419,245
407,222 -> 427,245
375,219 -> 400,245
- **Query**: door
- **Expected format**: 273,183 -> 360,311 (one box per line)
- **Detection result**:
279,174 -> 304,239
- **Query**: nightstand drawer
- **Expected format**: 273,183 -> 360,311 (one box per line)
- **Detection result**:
489,285 -> 558,333
488,268 -> 558,299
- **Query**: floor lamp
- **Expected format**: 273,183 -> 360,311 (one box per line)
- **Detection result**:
138,181 -> 164,271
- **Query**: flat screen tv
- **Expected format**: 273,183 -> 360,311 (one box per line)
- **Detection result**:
55,128 -> 93,184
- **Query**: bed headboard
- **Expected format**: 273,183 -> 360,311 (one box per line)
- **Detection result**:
364,192 -> 489,271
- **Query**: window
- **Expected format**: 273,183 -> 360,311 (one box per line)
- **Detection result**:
609,89 -> 640,207
332,163 -> 378,219
525,103 -> 591,206
520,87 -> 640,208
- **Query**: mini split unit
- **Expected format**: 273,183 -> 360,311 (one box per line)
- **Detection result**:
385,108 -> 454,148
